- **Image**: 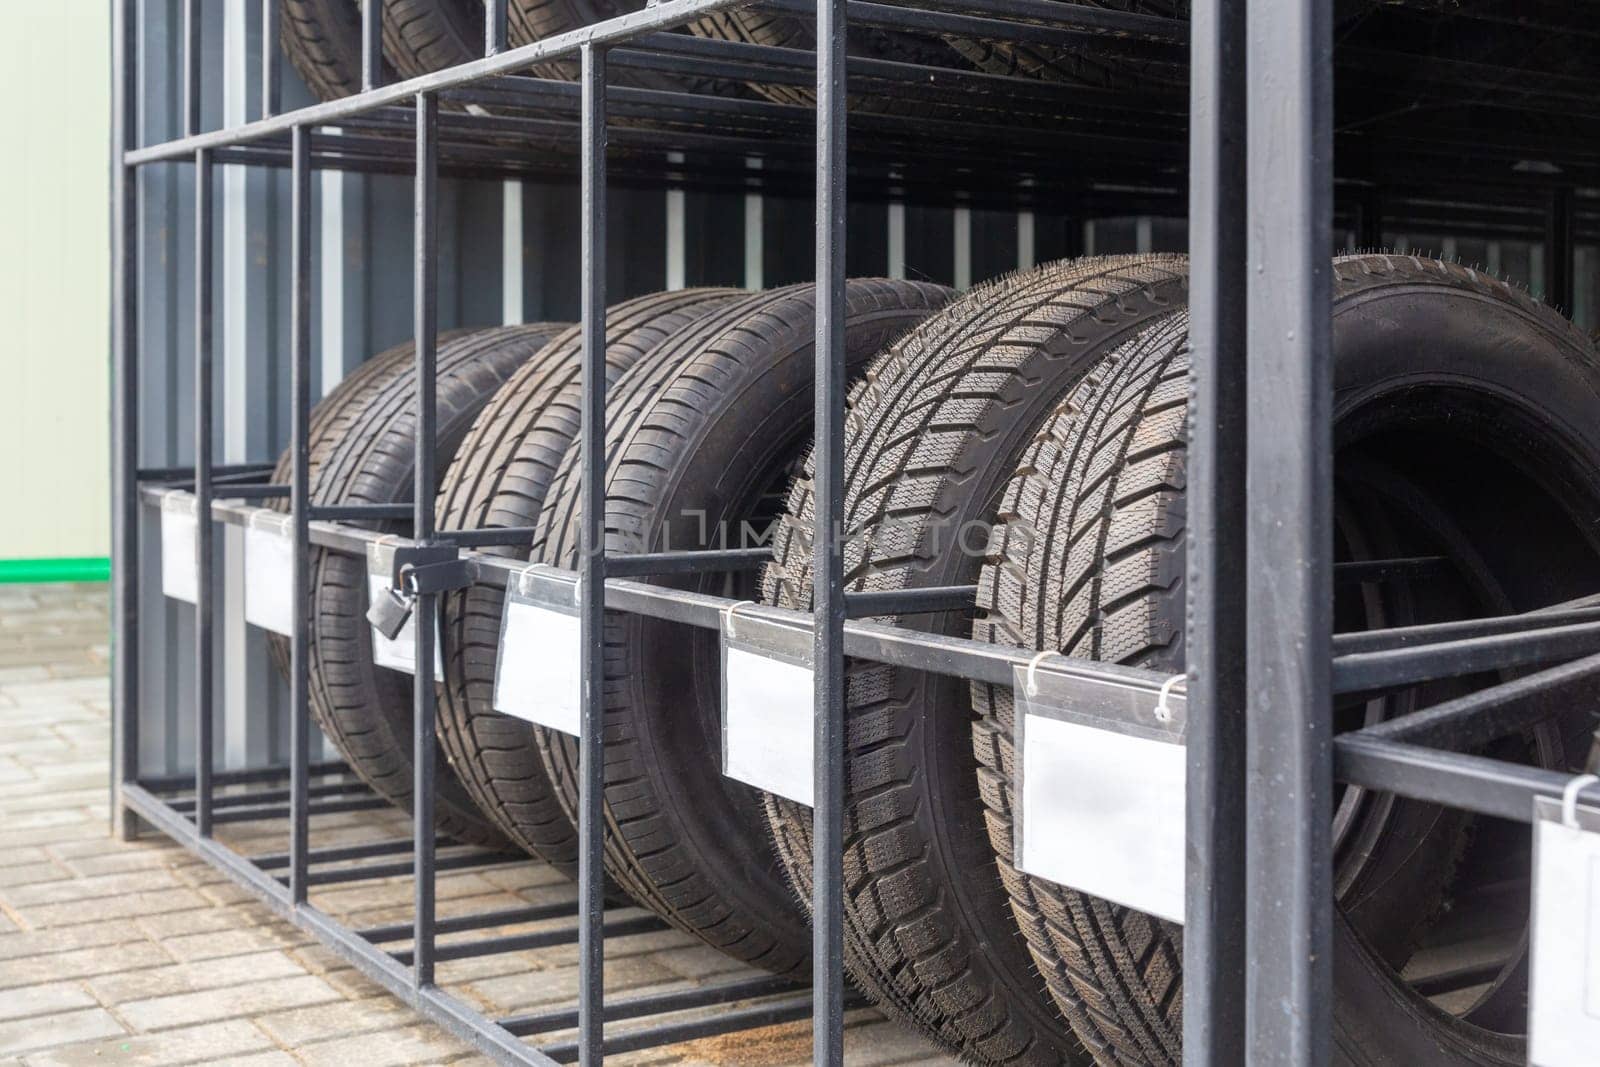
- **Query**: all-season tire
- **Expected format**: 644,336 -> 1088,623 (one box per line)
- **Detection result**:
281,0 -> 391,101
946,1 -> 1388,91
527,279 -> 952,975
510,0 -> 737,93
281,1 -> 485,101
943,1 -> 1186,92
758,256 -> 1189,1065
264,331 -> 473,688
433,289 -> 742,874
687,10 -> 969,108
270,324 -> 567,846
970,255 -> 1600,1066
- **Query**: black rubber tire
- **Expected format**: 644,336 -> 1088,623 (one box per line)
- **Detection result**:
526,279 -> 952,975
281,0 -> 392,101
947,1 -> 1388,91
377,0 -> 484,82
758,256 -> 1188,1065
510,0 -> 742,95
433,288 -> 744,874
509,0 -> 628,81
270,324 -> 568,846
943,1 -> 1187,92
687,9 -> 971,108
281,1 -> 485,102
969,254 -> 1600,1066
264,331 -> 475,679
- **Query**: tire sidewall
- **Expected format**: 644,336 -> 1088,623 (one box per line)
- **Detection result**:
1328,275 -> 1600,1066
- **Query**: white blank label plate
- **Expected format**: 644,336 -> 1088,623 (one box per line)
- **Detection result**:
160,498 -> 198,604
722,645 -> 814,806
1018,714 -> 1186,923
493,597 -> 582,736
1014,665 -> 1186,925
366,573 -> 442,680
244,522 -> 293,636
1529,793 -> 1600,1066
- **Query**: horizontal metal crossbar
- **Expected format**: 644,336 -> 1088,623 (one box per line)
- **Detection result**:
359,902 -> 582,945
153,492 -> 1600,724
845,585 -> 977,617
388,913 -> 669,966
292,849 -> 524,888
210,796 -> 392,824
1345,649 -> 1600,750
1332,619 -> 1600,694
1332,555 -> 1450,584
605,548 -> 774,577
310,504 -> 413,522
118,778 -> 806,1062
1331,601 -> 1600,655
119,783 -> 560,1065
168,778 -> 371,812
539,991 -> 864,1063
252,836 -> 422,871
497,974 -> 800,1036
139,760 -> 349,793
151,488 -> 1175,695
123,0 -> 751,165
1334,734 -> 1584,824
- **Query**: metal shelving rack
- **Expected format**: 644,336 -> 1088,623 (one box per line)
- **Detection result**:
110,1 -> 1600,1064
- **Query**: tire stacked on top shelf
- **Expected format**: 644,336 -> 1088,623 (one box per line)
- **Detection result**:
433,287 -> 744,877
685,8 -> 971,109
943,0 -> 1187,93
968,255 -> 1600,1065
516,279 -> 952,975
757,255 -> 1189,1065
282,0 -> 486,101
268,323 -> 568,847
280,0 -> 758,101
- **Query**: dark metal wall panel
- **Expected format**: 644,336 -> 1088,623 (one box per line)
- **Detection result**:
685,189 -> 747,288
902,205 -> 954,285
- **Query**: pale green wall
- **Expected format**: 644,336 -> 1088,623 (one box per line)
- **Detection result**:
0,5 -> 111,560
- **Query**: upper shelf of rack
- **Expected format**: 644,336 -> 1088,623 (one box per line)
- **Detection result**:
123,0 -> 1600,204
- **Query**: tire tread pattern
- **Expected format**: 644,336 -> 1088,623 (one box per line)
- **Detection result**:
759,256 -> 1189,1066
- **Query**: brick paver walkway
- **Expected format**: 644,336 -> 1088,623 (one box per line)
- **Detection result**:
0,583 -> 955,1066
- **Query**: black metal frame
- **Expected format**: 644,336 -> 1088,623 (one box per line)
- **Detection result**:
110,1 -> 1600,1064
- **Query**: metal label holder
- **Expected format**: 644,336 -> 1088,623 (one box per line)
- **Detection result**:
1014,657 -> 1188,924
492,564 -> 583,736
720,602 -> 816,806
159,491 -> 199,604
243,509 -> 294,636
1529,776 -> 1600,1066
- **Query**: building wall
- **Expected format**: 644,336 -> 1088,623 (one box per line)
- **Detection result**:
0,6 -> 112,562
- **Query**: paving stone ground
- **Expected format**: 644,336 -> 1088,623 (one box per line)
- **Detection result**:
0,583 -> 958,1066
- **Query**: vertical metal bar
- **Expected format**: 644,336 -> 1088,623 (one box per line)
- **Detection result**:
485,0 -> 507,56
183,0 -> 201,136
1184,0 -> 1248,1062
412,91 -> 440,989
1546,186 -> 1575,312
811,0 -> 847,1059
194,148 -> 215,838
262,0 -> 282,119
577,43 -> 609,1067
362,0 -> 383,92
111,0 -> 141,841
289,125 -> 313,905
1244,0 -> 1334,1064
